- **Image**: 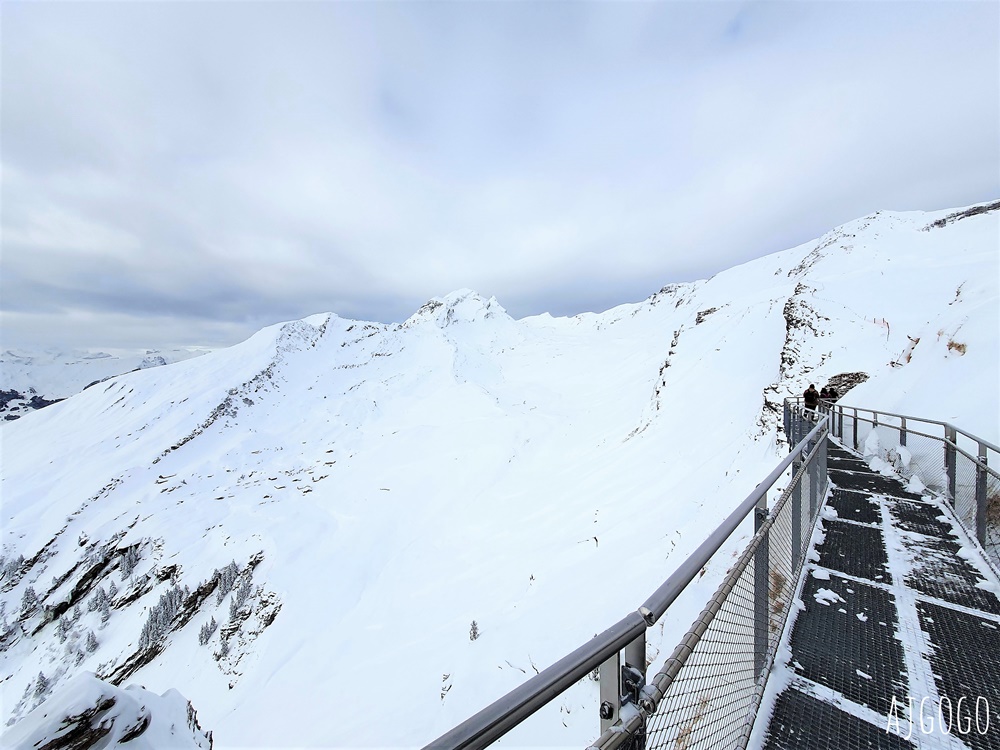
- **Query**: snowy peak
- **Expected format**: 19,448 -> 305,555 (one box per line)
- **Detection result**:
406,289 -> 512,328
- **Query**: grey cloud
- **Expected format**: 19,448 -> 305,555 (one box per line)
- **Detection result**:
2,1 -> 997,352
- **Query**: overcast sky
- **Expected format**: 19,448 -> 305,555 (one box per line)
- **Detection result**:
2,1 -> 998,352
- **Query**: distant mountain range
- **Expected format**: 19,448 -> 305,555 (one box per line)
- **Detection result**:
0,348 -> 209,421
1,200 -> 997,748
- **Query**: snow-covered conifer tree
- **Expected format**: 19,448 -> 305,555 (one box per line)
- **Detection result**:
20,587 -> 38,618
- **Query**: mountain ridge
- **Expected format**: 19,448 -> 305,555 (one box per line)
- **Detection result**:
1,200 -> 997,747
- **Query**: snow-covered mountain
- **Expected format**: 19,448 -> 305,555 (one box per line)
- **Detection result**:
0,348 -> 210,422
1,201 -> 997,748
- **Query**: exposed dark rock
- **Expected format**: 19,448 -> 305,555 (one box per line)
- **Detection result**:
0,389 -> 22,409
695,307 -> 719,324
28,395 -> 64,410
116,708 -> 150,743
174,576 -> 220,631
100,642 -> 158,686
155,564 -> 179,583
153,364 -> 277,464
34,697 -> 116,750
923,200 -> 1000,230
114,574 -> 155,609
825,371 -> 869,398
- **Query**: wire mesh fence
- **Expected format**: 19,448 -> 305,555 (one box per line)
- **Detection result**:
636,410 -> 828,750
825,402 -> 999,570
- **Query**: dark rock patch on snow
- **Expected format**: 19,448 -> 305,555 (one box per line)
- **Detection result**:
825,372 -> 869,397
923,200 -> 1000,230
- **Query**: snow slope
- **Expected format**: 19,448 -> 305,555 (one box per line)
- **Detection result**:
1,201 -> 997,748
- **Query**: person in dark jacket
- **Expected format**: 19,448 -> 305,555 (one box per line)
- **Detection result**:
804,384 -> 820,411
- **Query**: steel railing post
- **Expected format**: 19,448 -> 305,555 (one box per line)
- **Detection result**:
945,425 -> 958,502
808,445 -> 819,520
820,430 -> 829,503
900,416 -> 907,448
624,635 -> 646,684
853,407 -> 859,450
598,635 -> 646,745
791,456 -> 802,570
623,635 -> 647,750
976,442 -> 988,545
598,651 -> 621,734
753,499 -> 769,679
838,406 -> 844,440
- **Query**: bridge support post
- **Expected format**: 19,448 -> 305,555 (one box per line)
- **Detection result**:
598,651 -> 620,734
598,635 -> 647,747
624,635 -> 646,690
852,408 -> 859,451
808,446 -> 819,520
976,442 -> 988,545
900,417 -> 907,447
945,425 -> 957,503
792,458 -> 802,571
753,500 -> 769,680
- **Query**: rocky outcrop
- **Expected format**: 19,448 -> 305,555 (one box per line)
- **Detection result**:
923,200 -> 1000,230
1,673 -> 212,750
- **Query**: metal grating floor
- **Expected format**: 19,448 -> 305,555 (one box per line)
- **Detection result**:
756,441 -> 1000,749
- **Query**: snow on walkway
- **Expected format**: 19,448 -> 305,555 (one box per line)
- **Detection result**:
751,440 -> 1000,750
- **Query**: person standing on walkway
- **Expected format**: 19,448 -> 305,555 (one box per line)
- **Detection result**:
804,384 -> 820,411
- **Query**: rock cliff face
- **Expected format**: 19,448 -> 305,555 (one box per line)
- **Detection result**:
1,202 -> 997,748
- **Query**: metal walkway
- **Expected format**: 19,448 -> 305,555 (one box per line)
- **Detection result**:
756,440 -> 1000,749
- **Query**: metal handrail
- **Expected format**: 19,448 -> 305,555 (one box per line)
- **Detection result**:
803,397 -> 998,572
598,428 -> 829,750
640,417 -> 827,622
424,613 -> 647,749
422,416 -> 830,750
790,397 -> 1000,454
806,398 -> 998,482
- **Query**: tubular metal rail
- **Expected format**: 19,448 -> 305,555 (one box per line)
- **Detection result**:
424,402 -> 830,750
803,398 -> 1000,571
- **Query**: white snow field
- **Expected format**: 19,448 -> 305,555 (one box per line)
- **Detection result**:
1,202 -> 997,749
